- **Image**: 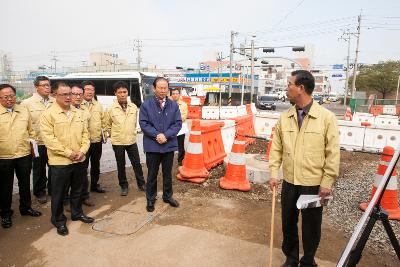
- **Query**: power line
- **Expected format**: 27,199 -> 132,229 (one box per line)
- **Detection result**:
272,0 -> 306,28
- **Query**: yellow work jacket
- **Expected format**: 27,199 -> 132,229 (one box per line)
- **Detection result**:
81,99 -> 104,143
269,101 -> 340,189
177,98 -> 188,122
22,93 -> 54,145
40,102 -> 90,165
0,104 -> 36,159
104,100 -> 138,145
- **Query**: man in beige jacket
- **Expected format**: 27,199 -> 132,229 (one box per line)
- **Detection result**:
0,84 -> 42,229
170,88 -> 188,166
104,81 -> 145,196
23,76 -> 53,204
40,82 -> 94,236
81,81 -> 106,194
268,70 -> 340,267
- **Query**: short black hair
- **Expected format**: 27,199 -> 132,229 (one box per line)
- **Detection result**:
152,77 -> 169,88
291,70 -> 315,95
82,81 -> 95,89
70,83 -> 83,90
113,81 -> 129,93
34,76 -> 50,87
170,88 -> 180,95
0,83 -> 16,94
53,82 -> 69,93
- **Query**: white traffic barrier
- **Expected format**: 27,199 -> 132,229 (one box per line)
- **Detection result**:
254,112 -> 280,137
352,112 -> 375,125
220,106 -> 238,119
250,103 -> 257,114
383,105 -> 397,115
220,119 -> 236,154
374,115 -> 399,127
202,106 -> 220,119
237,105 -> 247,116
338,120 -> 366,151
190,97 -> 201,106
363,125 -> 400,152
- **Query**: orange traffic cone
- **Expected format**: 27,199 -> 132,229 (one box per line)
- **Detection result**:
262,127 -> 275,161
177,119 -> 209,183
344,107 -> 353,121
219,129 -> 251,191
359,146 -> 400,220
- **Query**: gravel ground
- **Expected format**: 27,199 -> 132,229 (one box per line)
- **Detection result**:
327,151 -> 400,258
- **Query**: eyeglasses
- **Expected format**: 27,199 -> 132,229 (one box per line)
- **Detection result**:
38,84 -> 51,88
56,93 -> 72,98
0,94 -> 16,100
71,93 -> 83,97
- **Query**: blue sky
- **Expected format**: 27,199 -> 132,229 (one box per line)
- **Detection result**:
1,0 -> 399,71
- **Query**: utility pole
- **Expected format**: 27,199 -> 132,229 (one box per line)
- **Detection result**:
351,14 -> 362,98
133,39 -> 142,71
228,30 -> 237,101
250,36 -> 255,103
339,29 -> 352,106
51,50 -> 58,74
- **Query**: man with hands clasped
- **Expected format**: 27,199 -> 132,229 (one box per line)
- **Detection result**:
40,82 -> 94,236
139,77 -> 182,213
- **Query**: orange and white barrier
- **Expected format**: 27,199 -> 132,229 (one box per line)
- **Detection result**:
201,121 -> 226,170
187,106 -> 202,119
262,127 -> 275,161
359,146 -> 400,220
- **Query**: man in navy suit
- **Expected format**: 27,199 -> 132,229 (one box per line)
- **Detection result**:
139,77 -> 182,212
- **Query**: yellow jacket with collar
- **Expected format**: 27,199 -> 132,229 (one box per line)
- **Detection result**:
0,104 -> 36,159
104,100 -> 138,145
269,101 -> 340,189
81,99 -> 104,143
40,102 -> 90,165
22,93 -> 54,145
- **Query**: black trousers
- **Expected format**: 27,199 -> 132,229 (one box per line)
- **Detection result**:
81,142 -> 103,199
281,181 -> 322,267
50,163 -> 85,227
32,145 -> 51,197
0,155 -> 32,217
177,134 -> 185,165
112,143 -> 145,189
145,152 -> 174,203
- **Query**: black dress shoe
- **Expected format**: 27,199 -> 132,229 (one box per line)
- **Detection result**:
120,187 -> 129,196
90,184 -> 106,193
56,225 -> 69,236
281,259 -> 298,267
138,184 -> 146,192
72,214 -> 94,223
163,198 -> 179,208
1,217 -> 12,228
146,202 -> 155,212
20,208 -> 42,217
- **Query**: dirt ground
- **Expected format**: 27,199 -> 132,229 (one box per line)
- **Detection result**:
0,143 -> 398,266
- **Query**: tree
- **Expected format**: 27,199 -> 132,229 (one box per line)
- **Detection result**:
350,60 -> 400,99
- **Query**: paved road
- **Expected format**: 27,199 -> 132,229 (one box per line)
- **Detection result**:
258,101 -> 346,117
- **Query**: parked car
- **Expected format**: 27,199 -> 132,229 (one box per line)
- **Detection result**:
312,95 -> 324,105
257,95 -> 277,110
